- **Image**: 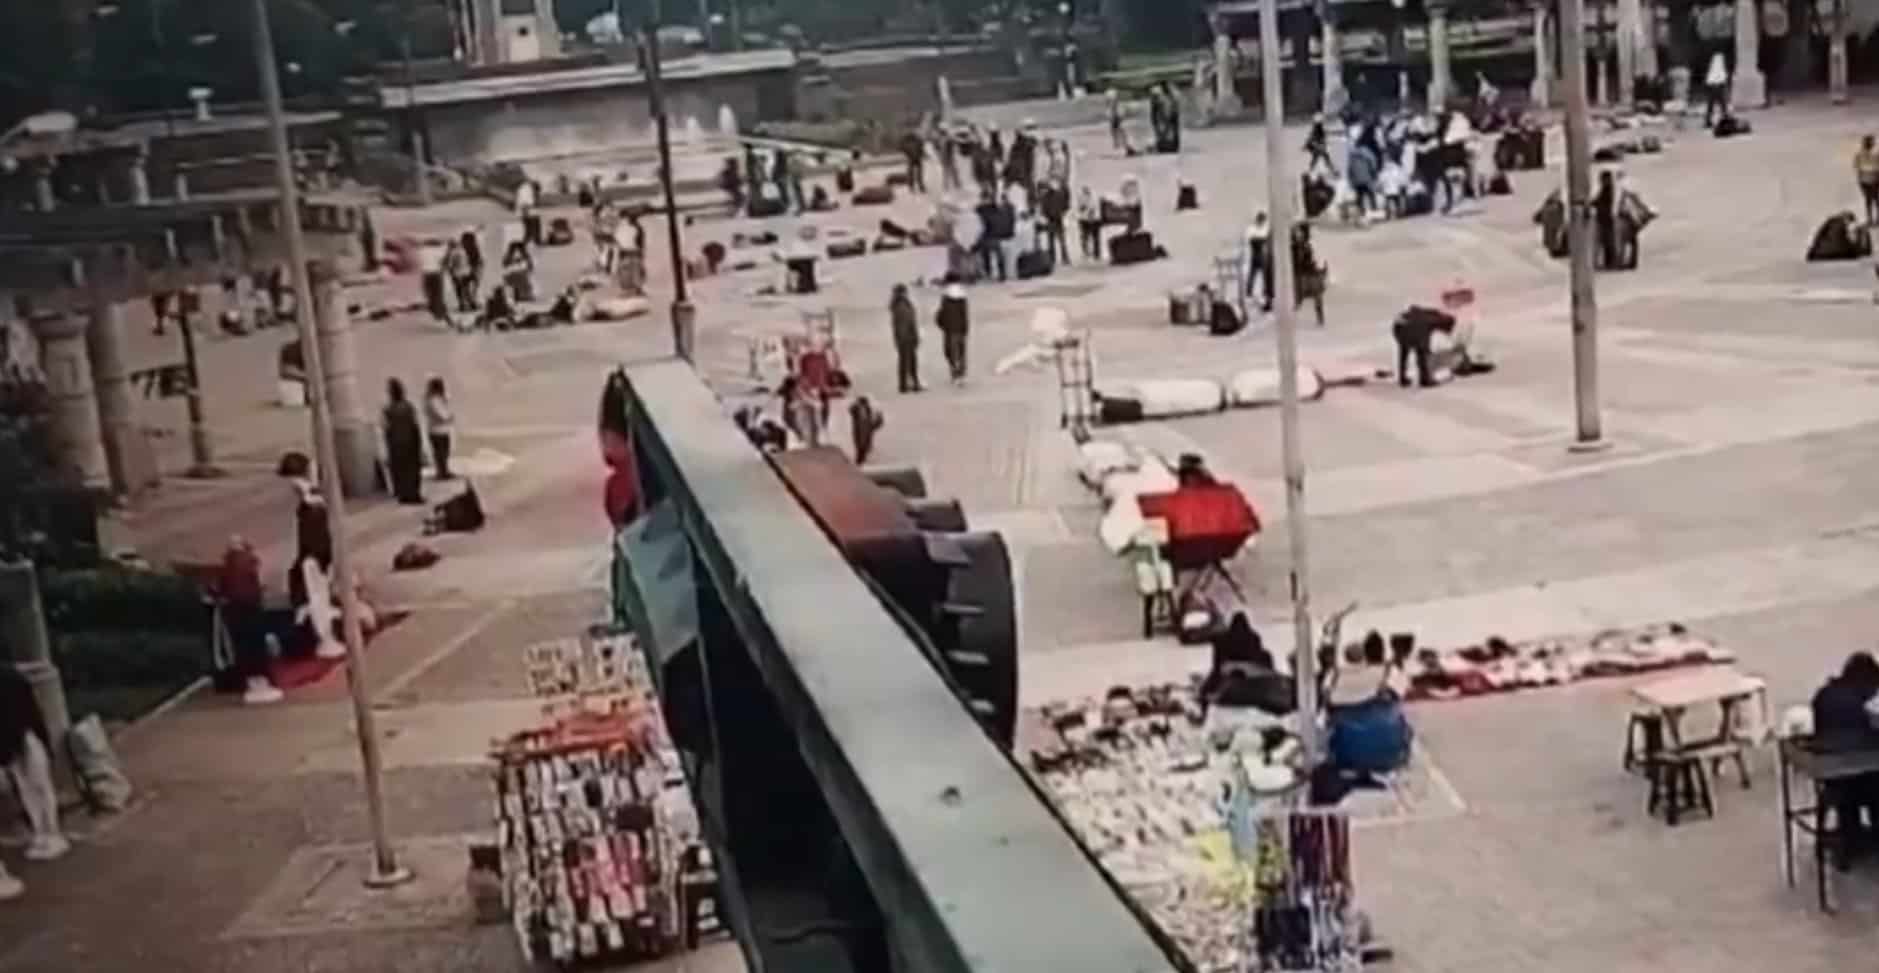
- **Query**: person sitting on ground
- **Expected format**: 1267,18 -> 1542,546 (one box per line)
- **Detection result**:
548,287 -> 580,325
1200,283 -> 1245,337
1812,652 -> 1879,868
481,283 -> 516,331
1808,210 -> 1874,262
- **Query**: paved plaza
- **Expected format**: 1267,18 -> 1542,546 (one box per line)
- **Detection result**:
4,92 -> 1879,971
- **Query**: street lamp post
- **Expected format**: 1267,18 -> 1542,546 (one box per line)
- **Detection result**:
251,0 -> 411,889
1559,0 -> 1604,448
1258,0 -> 1320,765
640,19 -> 695,361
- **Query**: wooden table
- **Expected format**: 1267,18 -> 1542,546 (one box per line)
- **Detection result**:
1778,740 -> 1879,912
1628,667 -> 1769,823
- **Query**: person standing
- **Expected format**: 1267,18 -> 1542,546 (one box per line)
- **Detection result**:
939,125 -> 961,190
502,239 -> 535,303
382,379 -> 425,505
1593,170 -> 1619,271
1108,88 -> 1127,152
1306,114 -> 1335,172
444,240 -> 477,314
1,668 -> 70,866
1040,180 -> 1071,265
424,377 -> 455,481
936,283 -> 971,385
778,377 -> 823,448
1077,186 -> 1104,260
1856,135 -> 1879,227
1703,52 -> 1730,127
1246,213 -> 1271,306
848,395 -> 883,465
516,178 -> 541,246
417,239 -> 448,324
889,284 -> 922,393
975,190 -> 1007,281
901,128 -> 928,193
458,229 -> 485,299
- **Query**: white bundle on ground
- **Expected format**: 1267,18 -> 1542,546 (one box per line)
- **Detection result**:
591,296 -> 651,320
1099,378 -> 1226,418
1226,365 -> 1326,407
995,306 -> 1078,375
1075,440 -> 1179,554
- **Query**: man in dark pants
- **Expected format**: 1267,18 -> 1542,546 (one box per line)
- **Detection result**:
1593,170 -> 1619,271
889,284 -> 921,393
900,130 -> 928,193
936,284 -> 971,384
1813,652 -> 1879,869
1391,305 -> 1456,388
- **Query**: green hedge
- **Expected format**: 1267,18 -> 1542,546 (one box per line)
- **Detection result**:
42,567 -> 207,634
42,566 -> 211,723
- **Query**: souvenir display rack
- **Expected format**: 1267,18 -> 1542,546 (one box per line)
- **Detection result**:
495,629 -> 717,967
1244,812 -> 1357,972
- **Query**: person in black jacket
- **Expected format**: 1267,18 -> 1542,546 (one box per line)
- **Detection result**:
1039,180 -> 1071,264
1391,305 -> 1456,388
1813,652 -> 1879,868
1593,170 -> 1619,271
974,191 -> 1010,282
935,284 -> 971,384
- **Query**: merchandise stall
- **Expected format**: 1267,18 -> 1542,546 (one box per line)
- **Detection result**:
1021,679 -> 1370,972
492,630 -> 721,968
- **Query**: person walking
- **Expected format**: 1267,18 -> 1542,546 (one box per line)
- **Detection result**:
975,190 -> 1008,281
1246,213 -> 1271,307
936,283 -> 971,385
849,395 -> 883,465
1703,52 -> 1730,128
1,668 -> 70,867
382,379 -> 425,505
424,377 -> 456,481
1291,224 -> 1327,326
889,284 -> 922,393
1856,134 -> 1879,227
1077,186 -> 1104,260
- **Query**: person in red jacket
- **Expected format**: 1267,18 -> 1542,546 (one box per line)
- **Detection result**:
220,536 -> 281,705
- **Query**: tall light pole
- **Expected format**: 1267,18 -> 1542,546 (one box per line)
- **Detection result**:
1558,0 -> 1604,448
1258,0 -> 1319,765
641,16 -> 696,361
251,0 -> 412,889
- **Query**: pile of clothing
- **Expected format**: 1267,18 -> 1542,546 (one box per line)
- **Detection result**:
1402,623 -> 1733,701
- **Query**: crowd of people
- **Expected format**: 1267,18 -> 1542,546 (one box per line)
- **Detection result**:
1302,103 -> 1526,225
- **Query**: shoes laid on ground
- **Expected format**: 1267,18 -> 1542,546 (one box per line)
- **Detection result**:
25,835 -> 70,862
243,677 -> 284,706
0,873 -> 22,901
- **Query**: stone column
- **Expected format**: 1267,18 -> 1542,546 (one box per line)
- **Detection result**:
1427,2 -> 1453,112
1730,0 -> 1765,108
0,562 -> 69,776
1828,0 -> 1848,103
1617,0 -> 1642,104
1213,26 -> 1243,115
85,301 -> 149,496
127,150 -> 151,206
28,310 -> 106,485
1638,0 -> 1660,79
1321,5 -> 1345,115
1530,3 -> 1553,109
309,259 -> 379,499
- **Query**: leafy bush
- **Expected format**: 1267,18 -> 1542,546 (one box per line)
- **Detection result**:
54,630 -> 206,693
41,567 -> 207,635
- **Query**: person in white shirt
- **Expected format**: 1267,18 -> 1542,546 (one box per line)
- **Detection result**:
515,179 -> 540,246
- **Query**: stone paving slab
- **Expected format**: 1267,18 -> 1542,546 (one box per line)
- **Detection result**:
222,834 -> 479,941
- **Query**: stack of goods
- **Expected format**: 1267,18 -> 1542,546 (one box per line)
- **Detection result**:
1243,813 -> 1356,972
1023,683 -> 1305,972
497,630 -> 716,966
492,702 -> 678,966
1403,624 -> 1733,702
